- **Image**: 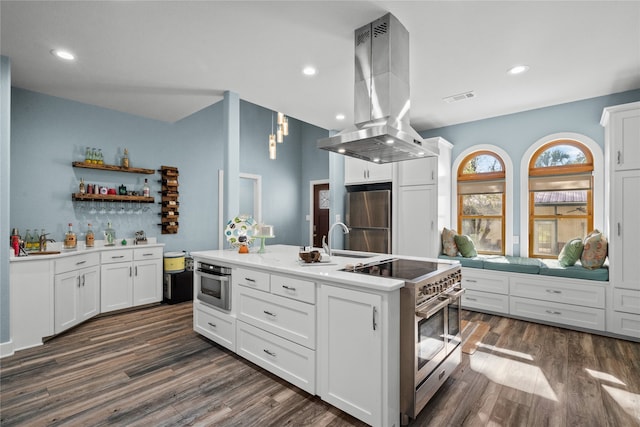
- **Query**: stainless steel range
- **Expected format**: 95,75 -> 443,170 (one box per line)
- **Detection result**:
345,258 -> 463,425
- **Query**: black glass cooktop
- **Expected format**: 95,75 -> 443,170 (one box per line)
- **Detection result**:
344,258 -> 451,282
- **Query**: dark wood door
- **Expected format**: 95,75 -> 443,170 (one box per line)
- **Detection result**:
313,183 -> 330,248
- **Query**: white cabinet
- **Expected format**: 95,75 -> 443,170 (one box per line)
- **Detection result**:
344,157 -> 392,185
101,247 -> 162,313
397,157 -> 437,186
396,185 -> 437,258
459,268 -> 509,314
54,253 -> 100,334
601,101 -> 640,171
10,259 -> 54,351
318,285 -> 382,426
194,300 -> 236,352
602,102 -> 640,338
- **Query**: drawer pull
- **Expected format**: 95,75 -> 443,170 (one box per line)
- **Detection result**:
76,260 -> 87,265
282,285 -> 296,291
545,310 -> 562,315
466,297 -> 477,301
245,278 -> 256,283
207,322 -> 216,328
263,310 -> 276,317
112,255 -> 125,259
465,279 -> 478,283
546,289 -> 562,294
263,349 -> 276,357
142,253 -> 154,256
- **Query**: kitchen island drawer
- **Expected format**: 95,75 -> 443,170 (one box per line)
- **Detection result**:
510,276 -> 605,308
133,246 -> 163,260
461,268 -> 509,294
194,301 -> 235,352
462,289 -> 509,314
235,267 -> 270,292
101,249 -> 133,264
237,286 -> 315,349
236,320 -> 315,394
270,274 -> 316,304
55,252 -> 99,273
510,296 -> 605,331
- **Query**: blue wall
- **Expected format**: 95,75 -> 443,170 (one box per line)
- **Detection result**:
421,89 -> 640,255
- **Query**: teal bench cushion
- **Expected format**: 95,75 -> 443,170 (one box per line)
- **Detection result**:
481,256 -> 545,274
540,259 -> 609,282
438,254 -> 484,269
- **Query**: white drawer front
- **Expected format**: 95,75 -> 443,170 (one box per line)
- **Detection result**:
270,274 -> 316,304
236,320 -> 315,394
101,249 -> 133,264
134,246 -> 163,261
510,296 -> 605,331
55,252 -> 100,273
237,286 -> 315,349
510,277 -> 605,309
613,288 -> 640,315
235,267 -> 270,292
461,268 -> 509,294
608,311 -> 640,339
462,289 -> 509,314
194,302 -> 236,352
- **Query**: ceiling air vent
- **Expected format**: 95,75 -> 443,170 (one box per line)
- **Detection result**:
443,91 -> 476,104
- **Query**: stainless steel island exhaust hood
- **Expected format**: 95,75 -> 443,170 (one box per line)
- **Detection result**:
318,13 -> 438,163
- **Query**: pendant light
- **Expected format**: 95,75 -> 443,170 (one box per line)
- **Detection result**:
269,111 -> 289,159
269,112 -> 277,160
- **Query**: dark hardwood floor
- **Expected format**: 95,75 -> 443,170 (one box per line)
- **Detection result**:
1,302 -> 638,426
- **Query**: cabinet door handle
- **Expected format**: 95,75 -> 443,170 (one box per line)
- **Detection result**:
545,310 -> 562,315
431,171 -> 435,181
76,260 -> 86,265
135,266 -> 138,276
77,276 -> 81,287
282,285 -> 296,291
207,322 -> 216,328
263,349 -> 276,357
546,289 -> 562,294
129,267 -> 132,277
263,310 -> 276,317
112,255 -> 125,259
82,274 -> 86,287
372,306 -> 377,331
617,150 -> 621,165
618,223 -> 621,236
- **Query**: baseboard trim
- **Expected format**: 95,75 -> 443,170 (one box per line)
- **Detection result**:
0,339 -> 14,358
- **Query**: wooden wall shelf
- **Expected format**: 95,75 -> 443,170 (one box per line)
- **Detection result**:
72,193 -> 155,203
72,161 -> 155,175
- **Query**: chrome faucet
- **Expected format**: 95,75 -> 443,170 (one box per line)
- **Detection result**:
39,233 -> 55,252
322,221 -> 350,256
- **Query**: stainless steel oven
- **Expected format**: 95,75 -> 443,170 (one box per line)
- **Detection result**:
195,262 -> 231,311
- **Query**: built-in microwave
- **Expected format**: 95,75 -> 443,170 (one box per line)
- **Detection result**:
195,262 -> 231,311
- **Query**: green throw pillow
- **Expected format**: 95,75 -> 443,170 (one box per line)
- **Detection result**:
453,234 -> 477,258
558,238 -> 584,267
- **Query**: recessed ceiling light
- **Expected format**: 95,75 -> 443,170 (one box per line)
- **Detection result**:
372,158 -> 381,163
508,65 -> 529,75
338,148 -> 346,154
302,66 -> 317,76
385,138 -> 394,145
51,49 -> 75,61
336,114 -> 345,120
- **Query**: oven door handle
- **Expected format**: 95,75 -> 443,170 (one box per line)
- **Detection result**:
416,298 -> 450,319
197,270 -> 230,282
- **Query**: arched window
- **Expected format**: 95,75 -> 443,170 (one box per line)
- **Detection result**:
457,151 -> 506,254
528,140 -> 593,258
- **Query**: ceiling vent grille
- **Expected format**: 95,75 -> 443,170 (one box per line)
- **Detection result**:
443,91 -> 476,104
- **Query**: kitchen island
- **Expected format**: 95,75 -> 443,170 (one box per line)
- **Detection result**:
191,245 -> 459,427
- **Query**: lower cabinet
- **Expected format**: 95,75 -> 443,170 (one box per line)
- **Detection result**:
194,300 -> 236,352
101,261 -> 134,312
54,254 -> 100,334
318,284 -> 382,427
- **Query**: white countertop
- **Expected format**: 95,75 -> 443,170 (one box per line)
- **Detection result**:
192,244 -> 412,292
9,238 -> 165,262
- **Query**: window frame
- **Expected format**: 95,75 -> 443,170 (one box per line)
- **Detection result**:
457,151 -> 506,255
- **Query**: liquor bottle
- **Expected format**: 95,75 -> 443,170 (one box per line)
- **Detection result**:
143,179 -> 150,197
97,149 -> 104,165
30,228 -> 39,251
24,229 -> 32,251
40,229 -> 47,251
79,178 -> 85,194
64,223 -> 77,249
105,222 -> 116,246
85,223 -> 95,247
85,147 -> 92,164
122,148 -> 129,168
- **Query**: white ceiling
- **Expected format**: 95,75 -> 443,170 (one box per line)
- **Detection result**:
2,1 -> 639,132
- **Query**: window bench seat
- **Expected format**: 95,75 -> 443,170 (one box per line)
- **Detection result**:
438,254 -> 615,337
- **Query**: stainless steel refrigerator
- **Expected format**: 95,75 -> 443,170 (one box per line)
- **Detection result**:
346,189 -> 391,254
